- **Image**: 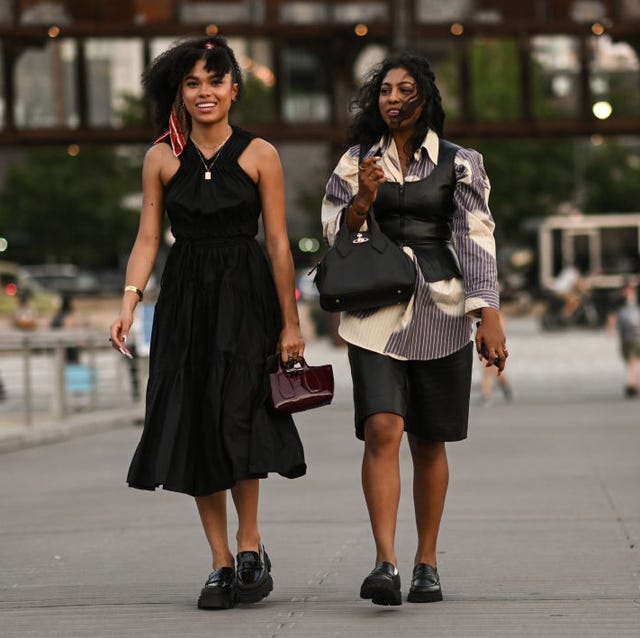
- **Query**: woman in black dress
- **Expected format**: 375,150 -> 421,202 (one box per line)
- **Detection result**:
110,36 -> 306,610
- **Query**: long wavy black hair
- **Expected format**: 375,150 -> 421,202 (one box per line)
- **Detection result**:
348,53 -> 445,156
142,35 -> 243,135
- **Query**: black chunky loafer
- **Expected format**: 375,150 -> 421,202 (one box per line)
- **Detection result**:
236,544 -> 273,603
407,563 -> 443,603
197,566 -> 236,609
360,561 -> 402,606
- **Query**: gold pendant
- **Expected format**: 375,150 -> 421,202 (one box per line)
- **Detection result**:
204,171 -> 212,180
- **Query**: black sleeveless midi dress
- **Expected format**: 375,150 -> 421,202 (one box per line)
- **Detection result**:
127,127 -> 307,497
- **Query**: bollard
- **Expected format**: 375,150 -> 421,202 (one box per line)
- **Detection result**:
52,341 -> 66,418
88,335 -> 98,409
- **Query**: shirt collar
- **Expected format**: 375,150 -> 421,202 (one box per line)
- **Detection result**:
376,128 -> 440,165
421,129 -> 440,164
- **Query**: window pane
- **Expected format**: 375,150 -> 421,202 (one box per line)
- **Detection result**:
179,1 -> 264,23
415,0 -> 472,22
331,3 -> 387,22
279,2 -> 328,23
15,40 -> 78,128
0,0 -> 11,22
280,1 -> 387,23
86,39 -> 144,127
282,48 -> 330,123
420,40 -> 462,121
19,1 -> 70,24
620,0 -> 640,19
531,36 -> 581,119
470,38 -> 519,121
589,35 -> 640,119
229,37 -> 276,125
601,227 -> 640,274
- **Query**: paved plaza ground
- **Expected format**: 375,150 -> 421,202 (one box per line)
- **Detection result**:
0,319 -> 638,637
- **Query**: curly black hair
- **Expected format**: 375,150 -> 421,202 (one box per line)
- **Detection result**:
348,52 -> 445,156
143,35 -> 244,135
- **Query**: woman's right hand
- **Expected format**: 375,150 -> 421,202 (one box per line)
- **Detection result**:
355,156 -> 386,209
110,310 -> 134,358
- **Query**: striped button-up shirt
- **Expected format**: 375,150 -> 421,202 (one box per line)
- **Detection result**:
320,129 -> 500,361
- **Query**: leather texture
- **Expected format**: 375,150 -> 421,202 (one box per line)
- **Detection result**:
268,357 -> 334,414
407,563 -> 443,603
197,566 -> 236,609
236,544 -> 274,603
373,139 -> 463,283
314,209 -> 417,312
360,561 -> 402,606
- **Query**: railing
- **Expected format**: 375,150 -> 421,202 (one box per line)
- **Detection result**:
0,328 -> 145,426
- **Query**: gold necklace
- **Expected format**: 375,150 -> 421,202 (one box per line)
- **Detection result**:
192,131 -> 233,180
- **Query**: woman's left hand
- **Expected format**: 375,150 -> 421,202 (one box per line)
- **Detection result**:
475,308 -> 508,374
279,325 -> 305,363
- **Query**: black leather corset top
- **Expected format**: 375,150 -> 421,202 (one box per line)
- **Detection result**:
371,141 -> 462,282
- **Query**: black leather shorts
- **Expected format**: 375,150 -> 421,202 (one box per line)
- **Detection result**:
347,341 -> 473,442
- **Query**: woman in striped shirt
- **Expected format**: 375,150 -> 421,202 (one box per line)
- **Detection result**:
321,53 -> 508,606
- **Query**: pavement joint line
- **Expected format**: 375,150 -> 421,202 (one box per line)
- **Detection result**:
2,593 -> 639,611
267,536 -> 361,634
591,462 -> 637,550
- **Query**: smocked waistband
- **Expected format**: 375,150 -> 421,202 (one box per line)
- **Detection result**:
173,234 -> 254,246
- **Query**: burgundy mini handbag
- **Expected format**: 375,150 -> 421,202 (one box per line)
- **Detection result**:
268,357 -> 334,415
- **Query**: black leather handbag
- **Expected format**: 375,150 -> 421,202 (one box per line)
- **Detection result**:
313,209 -> 416,312
268,357 -> 334,415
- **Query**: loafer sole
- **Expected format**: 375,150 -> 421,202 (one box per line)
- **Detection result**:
197,587 -> 236,610
236,573 -> 273,603
361,581 -> 402,606
407,588 -> 443,603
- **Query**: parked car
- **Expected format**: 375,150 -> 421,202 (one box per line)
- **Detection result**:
20,263 -> 100,296
0,261 -> 59,316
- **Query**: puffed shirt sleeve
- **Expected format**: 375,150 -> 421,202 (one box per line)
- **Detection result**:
451,147 -> 500,315
321,146 -> 360,247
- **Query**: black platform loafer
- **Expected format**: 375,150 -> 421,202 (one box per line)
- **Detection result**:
360,561 -> 402,606
407,563 -> 443,603
236,544 -> 273,603
197,566 -> 236,609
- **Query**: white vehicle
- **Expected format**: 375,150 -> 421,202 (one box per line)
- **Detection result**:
538,213 -> 640,292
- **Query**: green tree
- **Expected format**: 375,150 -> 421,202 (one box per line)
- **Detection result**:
470,38 -> 521,121
582,139 -> 640,213
435,38 -> 640,243
232,74 -> 276,125
0,146 -> 139,268
471,138 -> 576,241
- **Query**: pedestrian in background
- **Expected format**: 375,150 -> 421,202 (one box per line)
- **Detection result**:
12,290 -> 37,331
607,278 -> 640,398
480,311 -> 512,406
110,36 -> 306,610
321,52 -> 507,606
50,293 -> 80,364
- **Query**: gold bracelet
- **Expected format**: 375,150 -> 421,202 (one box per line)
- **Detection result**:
124,285 -> 143,302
